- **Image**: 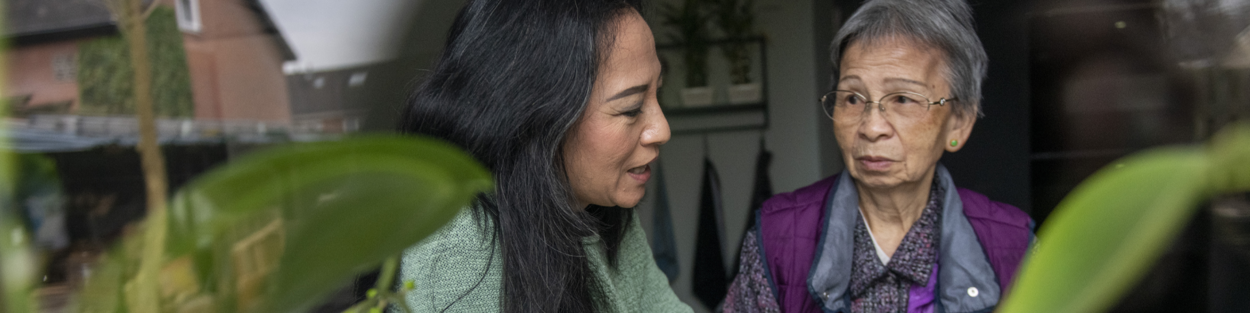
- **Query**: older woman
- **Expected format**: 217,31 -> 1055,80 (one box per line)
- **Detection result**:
397,0 -> 691,312
722,0 -> 1033,312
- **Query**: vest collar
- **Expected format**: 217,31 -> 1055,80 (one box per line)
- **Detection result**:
806,165 -> 1000,312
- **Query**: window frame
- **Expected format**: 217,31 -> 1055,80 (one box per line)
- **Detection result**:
175,0 -> 202,33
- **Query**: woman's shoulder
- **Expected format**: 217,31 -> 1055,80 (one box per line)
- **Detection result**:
752,175 -> 839,246
759,175 -> 840,214
404,208 -> 498,265
602,213 -> 693,313
955,188 -> 1034,231
399,208 -> 503,312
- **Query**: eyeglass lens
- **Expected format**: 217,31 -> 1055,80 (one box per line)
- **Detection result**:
821,91 -> 935,124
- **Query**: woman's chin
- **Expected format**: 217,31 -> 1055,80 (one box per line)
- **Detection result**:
616,198 -> 642,208
629,185 -> 653,206
849,172 -> 904,190
613,192 -> 645,208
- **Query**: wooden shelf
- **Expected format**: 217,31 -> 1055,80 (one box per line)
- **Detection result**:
664,103 -> 767,135
663,103 -> 765,116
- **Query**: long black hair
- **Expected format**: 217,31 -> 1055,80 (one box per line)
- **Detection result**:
398,0 -> 642,311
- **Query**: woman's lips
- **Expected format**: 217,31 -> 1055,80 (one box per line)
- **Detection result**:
628,164 -> 651,183
856,156 -> 894,171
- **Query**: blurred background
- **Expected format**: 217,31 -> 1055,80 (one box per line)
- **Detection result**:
2,0 -> 1248,312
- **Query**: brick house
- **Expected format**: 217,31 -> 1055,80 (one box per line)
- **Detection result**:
3,0 -> 115,116
172,0 -> 296,122
5,0 -> 296,123
285,63 -> 387,133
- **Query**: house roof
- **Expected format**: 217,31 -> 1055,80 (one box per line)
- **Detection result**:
4,0 -> 125,43
5,0 -> 295,61
245,0 -> 297,61
286,63 -> 385,117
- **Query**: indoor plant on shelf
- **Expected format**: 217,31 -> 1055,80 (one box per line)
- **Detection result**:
712,0 -> 761,104
660,0 -> 714,107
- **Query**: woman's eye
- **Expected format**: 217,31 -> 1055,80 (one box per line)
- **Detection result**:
623,108 -> 642,117
892,95 -> 912,104
844,95 -> 860,105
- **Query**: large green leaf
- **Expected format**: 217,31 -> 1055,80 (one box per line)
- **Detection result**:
1000,124 -> 1250,313
162,135 -> 491,312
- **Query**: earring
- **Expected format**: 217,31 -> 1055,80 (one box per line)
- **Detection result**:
950,139 -> 958,147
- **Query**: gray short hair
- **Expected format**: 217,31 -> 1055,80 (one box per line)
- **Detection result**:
830,0 -> 987,117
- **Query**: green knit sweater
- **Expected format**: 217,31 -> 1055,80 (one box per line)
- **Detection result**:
397,209 -> 693,313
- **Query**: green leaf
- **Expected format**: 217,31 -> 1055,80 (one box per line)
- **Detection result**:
161,135 -> 489,312
1209,123 -> 1250,192
71,249 -> 127,313
1001,123 -> 1250,313
0,190 -> 40,313
1,55 -> 38,313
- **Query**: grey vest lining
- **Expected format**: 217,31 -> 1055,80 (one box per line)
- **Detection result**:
807,165 -> 1000,312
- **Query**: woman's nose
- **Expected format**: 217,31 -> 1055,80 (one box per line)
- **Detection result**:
858,105 -> 894,141
644,107 -> 671,146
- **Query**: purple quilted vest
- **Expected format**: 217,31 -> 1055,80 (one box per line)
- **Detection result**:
757,175 -> 1033,313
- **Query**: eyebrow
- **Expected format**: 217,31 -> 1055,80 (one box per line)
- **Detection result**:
839,75 -> 927,87
606,84 -> 649,102
883,77 -> 929,88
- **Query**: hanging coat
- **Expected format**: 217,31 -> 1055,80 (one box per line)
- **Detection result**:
651,162 -> 680,282
692,157 -> 728,309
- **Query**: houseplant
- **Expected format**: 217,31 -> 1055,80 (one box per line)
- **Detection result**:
71,135 -> 491,313
0,2 -> 493,312
0,134 -> 492,313
659,0 -> 714,107
712,0 -> 761,104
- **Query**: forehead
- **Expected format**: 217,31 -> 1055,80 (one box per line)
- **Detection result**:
839,36 -> 947,86
602,11 -> 654,65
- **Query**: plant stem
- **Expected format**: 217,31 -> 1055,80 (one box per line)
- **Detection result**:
120,0 -> 169,311
375,256 -> 400,293
337,257 -> 401,313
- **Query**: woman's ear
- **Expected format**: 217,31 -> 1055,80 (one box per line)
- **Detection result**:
945,107 -> 976,152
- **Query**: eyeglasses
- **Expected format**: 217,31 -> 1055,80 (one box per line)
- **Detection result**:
819,90 -> 956,124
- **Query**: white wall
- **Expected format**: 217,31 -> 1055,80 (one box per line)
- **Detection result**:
638,1 -> 833,311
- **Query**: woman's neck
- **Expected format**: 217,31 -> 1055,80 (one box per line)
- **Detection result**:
854,170 -> 936,256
